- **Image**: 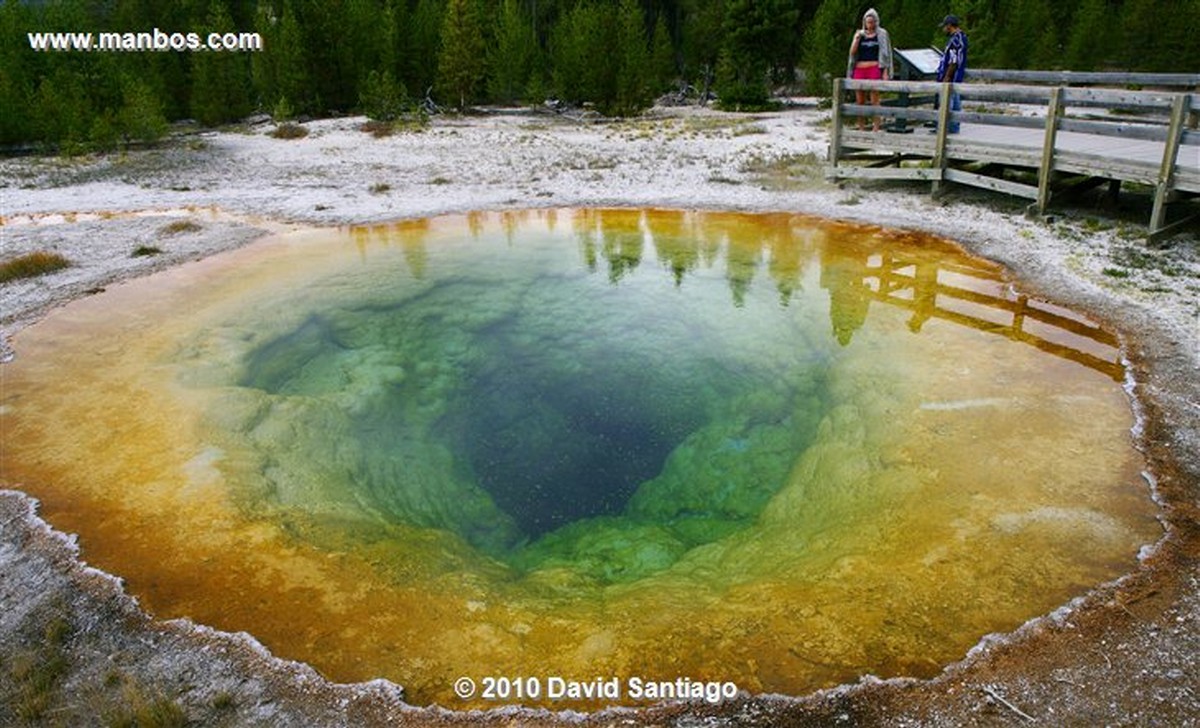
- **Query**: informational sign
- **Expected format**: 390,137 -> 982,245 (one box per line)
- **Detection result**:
895,48 -> 944,78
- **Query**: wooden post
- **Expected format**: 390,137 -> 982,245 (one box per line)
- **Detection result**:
1105,179 -> 1122,206
1149,93 -> 1189,238
829,78 -> 846,166
1036,87 -> 1064,215
931,83 -> 953,196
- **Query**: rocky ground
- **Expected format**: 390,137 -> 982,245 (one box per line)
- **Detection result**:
1,104 -> 1197,726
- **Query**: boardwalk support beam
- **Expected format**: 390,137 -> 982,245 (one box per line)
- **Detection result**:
1149,94 -> 1189,238
1035,87 -> 1064,214
930,83 -> 953,196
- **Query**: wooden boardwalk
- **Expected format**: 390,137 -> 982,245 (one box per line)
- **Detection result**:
826,72 -> 1200,241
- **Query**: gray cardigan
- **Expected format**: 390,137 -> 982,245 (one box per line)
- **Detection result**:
846,27 -> 893,78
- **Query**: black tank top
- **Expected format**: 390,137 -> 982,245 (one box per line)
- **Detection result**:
858,34 -> 880,63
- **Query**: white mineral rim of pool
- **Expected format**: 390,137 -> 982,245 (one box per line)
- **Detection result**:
0,209 -> 1160,709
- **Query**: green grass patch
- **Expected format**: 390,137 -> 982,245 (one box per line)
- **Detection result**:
1102,267 -> 1130,278
0,251 -> 71,283
1112,245 -> 1187,277
131,245 -> 164,258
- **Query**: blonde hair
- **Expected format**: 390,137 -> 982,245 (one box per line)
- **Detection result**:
863,8 -> 880,26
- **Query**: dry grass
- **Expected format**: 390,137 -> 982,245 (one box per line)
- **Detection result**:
102,684 -> 188,728
159,220 -> 201,235
271,123 -> 309,140
8,616 -> 71,722
0,251 -> 71,284
360,119 -> 396,138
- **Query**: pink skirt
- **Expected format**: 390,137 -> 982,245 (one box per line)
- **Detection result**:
852,65 -> 883,80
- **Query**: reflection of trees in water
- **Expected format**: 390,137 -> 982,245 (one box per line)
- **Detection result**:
575,209 -> 647,284
766,226 -> 812,307
819,246 -> 871,345
599,210 -> 645,284
646,210 -> 699,286
500,210 -> 532,244
563,210 -> 1118,379
351,218 -> 431,279
575,209 -> 601,273
575,210 -> 813,305
467,210 -> 486,239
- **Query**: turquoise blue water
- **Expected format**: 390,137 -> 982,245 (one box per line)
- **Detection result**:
232,211 -> 834,579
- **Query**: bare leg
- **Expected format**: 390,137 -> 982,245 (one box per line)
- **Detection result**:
855,89 -> 866,130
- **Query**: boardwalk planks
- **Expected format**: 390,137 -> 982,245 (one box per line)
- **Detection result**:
827,73 -> 1200,240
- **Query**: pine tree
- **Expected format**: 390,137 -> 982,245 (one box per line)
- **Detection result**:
991,0 -> 1057,69
0,0 -> 34,145
360,70 -> 408,121
551,2 -> 611,105
1064,0 -> 1111,71
345,0 -> 385,88
437,0 -> 488,111
409,0 -> 446,101
191,0 -> 252,125
118,78 -> 169,144
32,68 -> 92,150
800,0 -> 857,96
714,0 -> 797,107
251,0 -> 279,109
650,15 -> 676,94
273,0 -> 312,115
613,0 -> 653,115
1120,0 -> 1193,71
380,0 -> 406,81
299,0 -> 355,112
488,0 -> 536,104
679,0 -> 724,75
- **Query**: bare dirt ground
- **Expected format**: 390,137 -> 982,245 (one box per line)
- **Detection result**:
1,104 -> 1197,726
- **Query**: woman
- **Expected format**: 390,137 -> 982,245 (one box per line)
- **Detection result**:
846,8 -> 892,132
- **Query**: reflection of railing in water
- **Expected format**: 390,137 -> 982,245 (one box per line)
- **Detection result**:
860,250 -> 1124,381
568,210 -> 1124,381
356,209 -> 1124,382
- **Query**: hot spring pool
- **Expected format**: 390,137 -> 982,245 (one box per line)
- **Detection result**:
0,209 -> 1159,708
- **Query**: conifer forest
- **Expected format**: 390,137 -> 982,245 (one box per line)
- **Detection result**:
2,0 -> 1197,150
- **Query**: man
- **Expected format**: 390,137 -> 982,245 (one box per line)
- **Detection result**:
935,15 -> 968,134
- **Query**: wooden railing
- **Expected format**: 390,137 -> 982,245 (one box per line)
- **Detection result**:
827,72 -> 1200,241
